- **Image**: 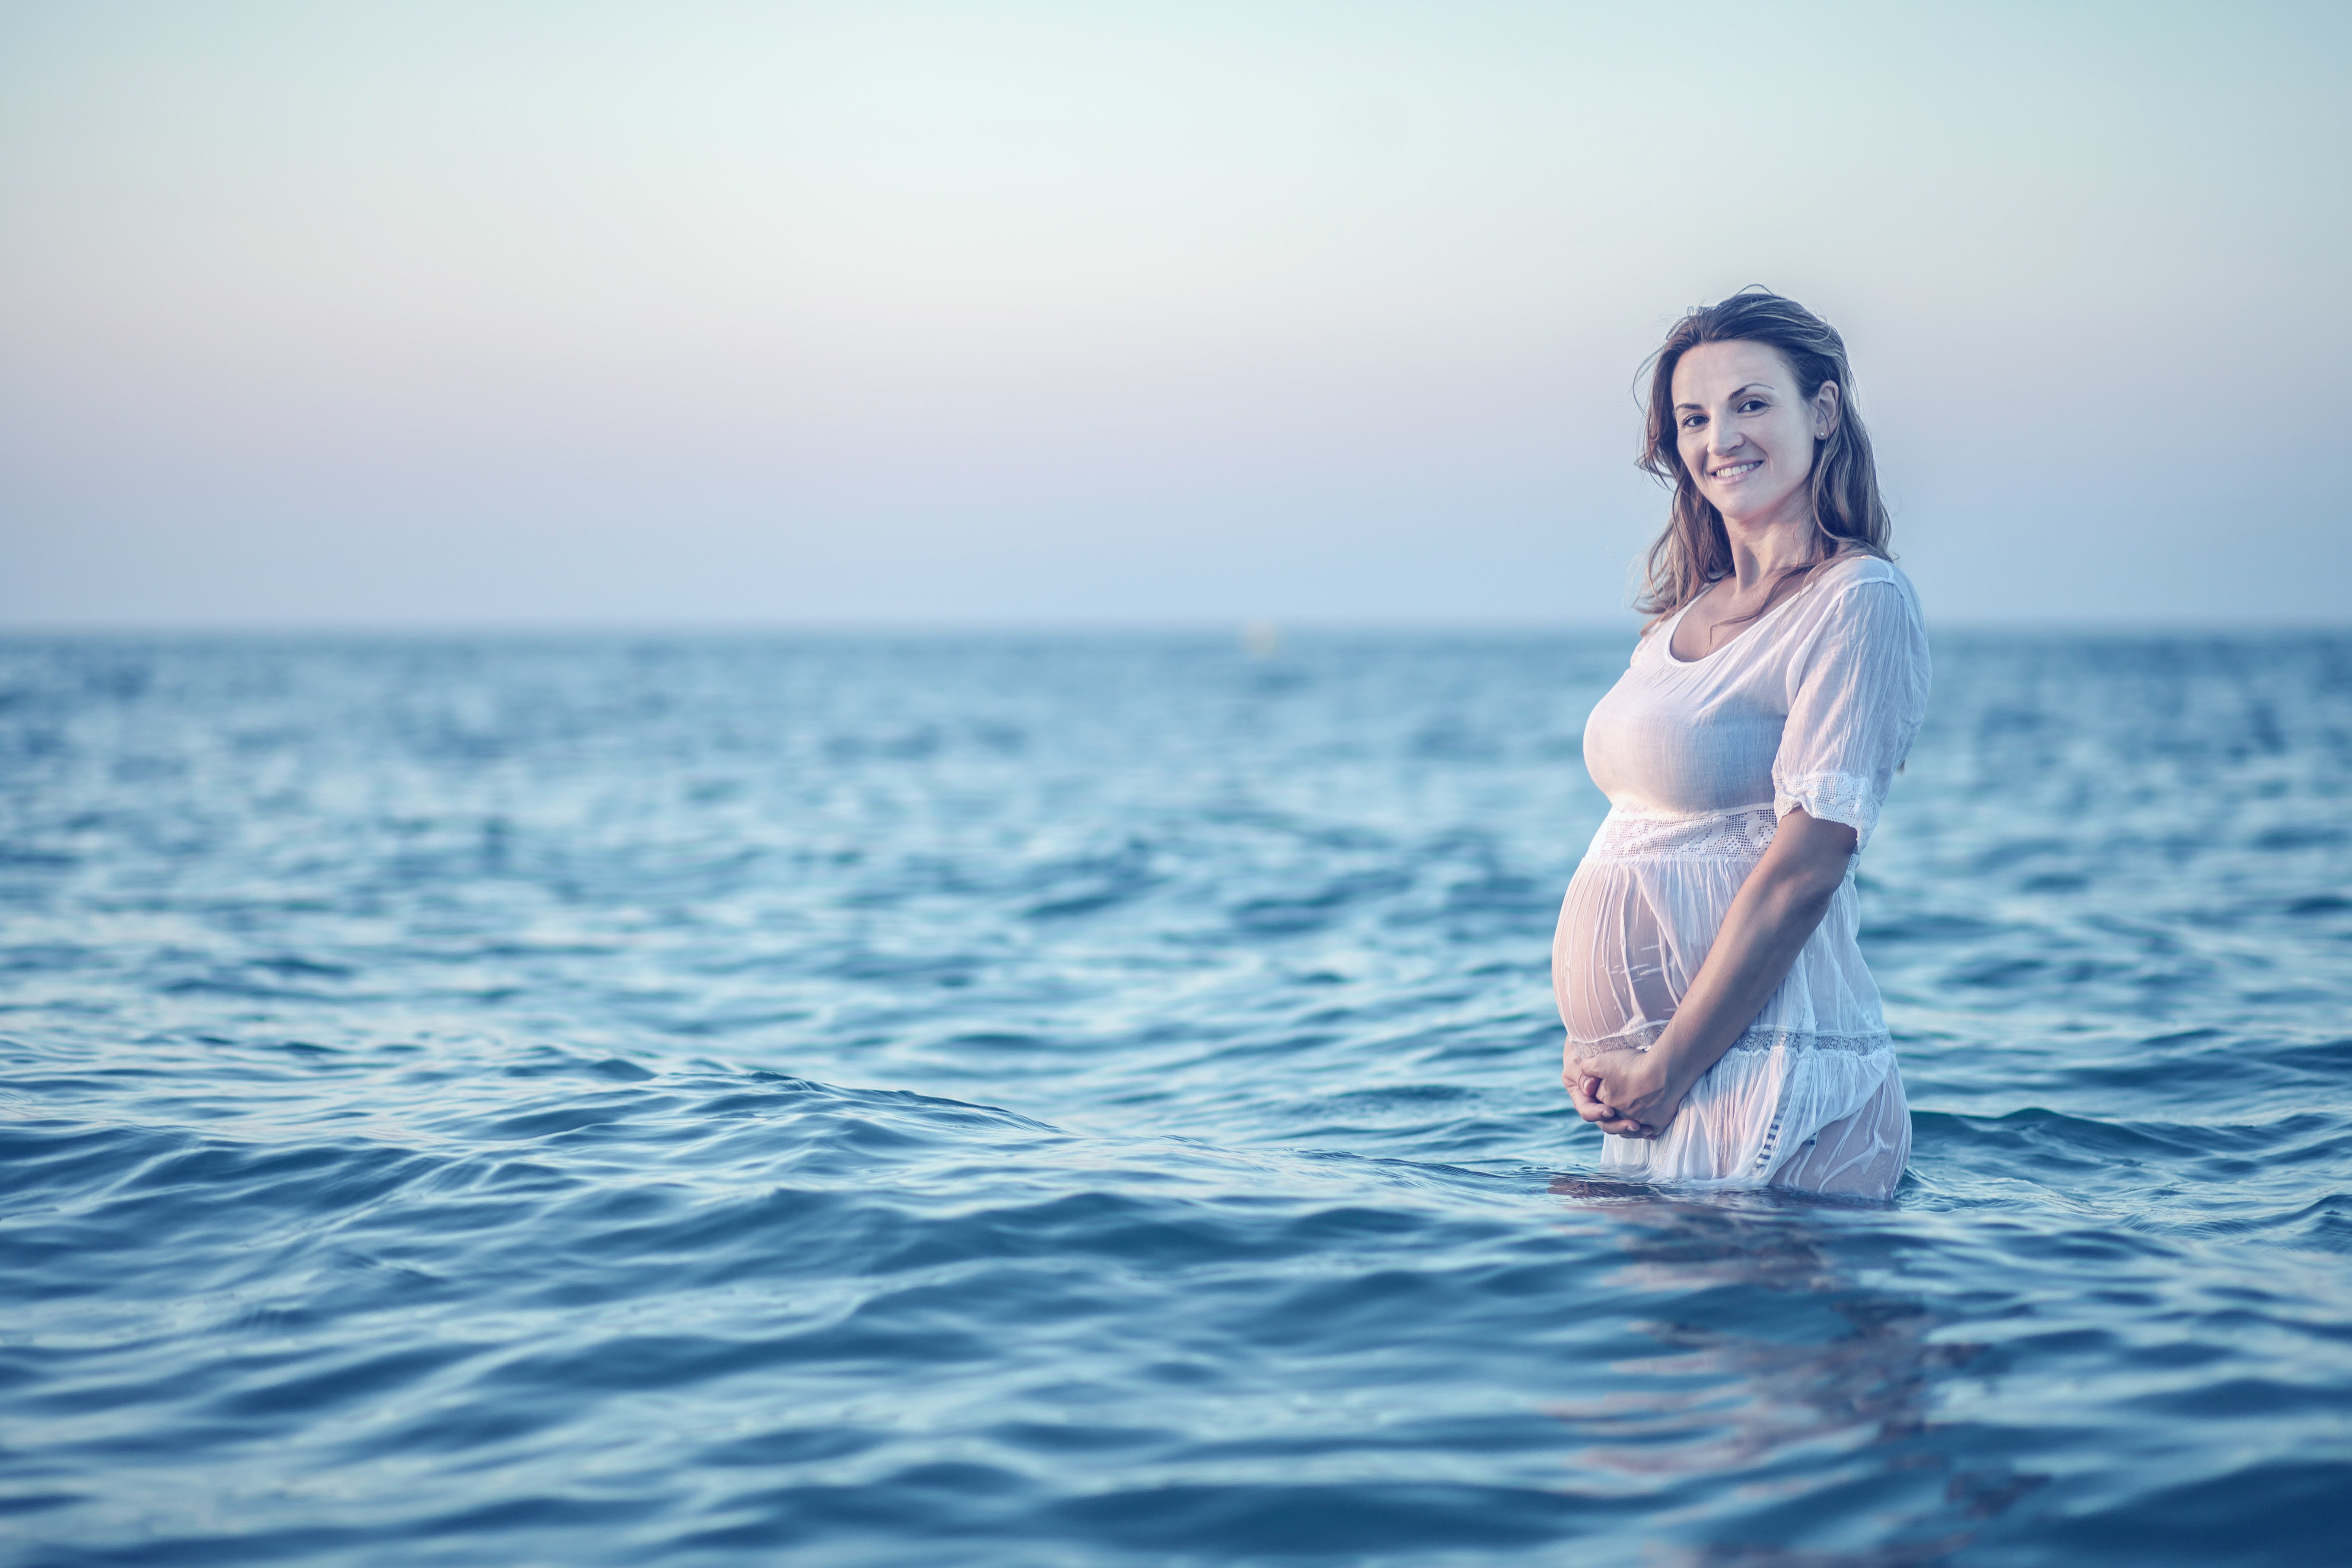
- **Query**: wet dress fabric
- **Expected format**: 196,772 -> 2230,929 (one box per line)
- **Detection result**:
1554,555 -> 1931,1198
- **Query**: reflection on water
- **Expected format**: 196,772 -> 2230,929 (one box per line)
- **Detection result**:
1547,1180 -> 2043,1564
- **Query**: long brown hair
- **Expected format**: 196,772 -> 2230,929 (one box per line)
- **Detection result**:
1634,289 -> 1892,629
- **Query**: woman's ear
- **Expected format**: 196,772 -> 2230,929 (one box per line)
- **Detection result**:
1813,380 -> 1841,440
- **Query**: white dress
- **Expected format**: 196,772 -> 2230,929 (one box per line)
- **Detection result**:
1553,555 -> 1930,1198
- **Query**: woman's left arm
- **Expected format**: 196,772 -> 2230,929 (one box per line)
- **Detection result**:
1579,808 -> 1856,1137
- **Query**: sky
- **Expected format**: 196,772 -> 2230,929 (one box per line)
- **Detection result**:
2,0 -> 2346,629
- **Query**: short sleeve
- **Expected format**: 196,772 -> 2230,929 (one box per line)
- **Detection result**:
1771,577 -> 1931,851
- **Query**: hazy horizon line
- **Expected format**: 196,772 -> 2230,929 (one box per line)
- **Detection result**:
5,614 -> 2346,640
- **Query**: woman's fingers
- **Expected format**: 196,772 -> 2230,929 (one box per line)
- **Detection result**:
1590,1087 -> 1641,1130
1571,1080 -> 1639,1135
1589,1070 -> 1671,1135
1566,1078 -> 1614,1126
1569,1062 -> 1664,1137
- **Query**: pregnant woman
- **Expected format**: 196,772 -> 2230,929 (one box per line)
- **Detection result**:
1558,289 -> 1929,1199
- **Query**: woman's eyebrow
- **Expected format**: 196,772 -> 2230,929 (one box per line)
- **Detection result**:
1675,383 -> 1778,411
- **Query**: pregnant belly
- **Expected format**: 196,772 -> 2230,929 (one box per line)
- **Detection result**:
1551,852 -> 1754,1057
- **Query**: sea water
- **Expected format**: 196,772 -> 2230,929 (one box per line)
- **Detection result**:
2,630 -> 2347,1566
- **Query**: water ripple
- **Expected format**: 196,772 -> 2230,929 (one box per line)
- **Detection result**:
1,631 -> 2349,1565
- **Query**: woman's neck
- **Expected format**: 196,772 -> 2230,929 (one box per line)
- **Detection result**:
1720,513 -> 1819,594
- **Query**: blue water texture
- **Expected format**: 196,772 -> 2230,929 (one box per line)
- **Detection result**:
3,630 -> 2349,1567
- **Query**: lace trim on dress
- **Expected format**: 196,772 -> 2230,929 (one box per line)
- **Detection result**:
1721,1026 -> 1891,1057
1585,804 -> 1780,862
1773,770 -> 1880,846
1570,1021 -> 1894,1059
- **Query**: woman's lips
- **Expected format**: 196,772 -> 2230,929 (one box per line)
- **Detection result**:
1710,460 -> 1761,480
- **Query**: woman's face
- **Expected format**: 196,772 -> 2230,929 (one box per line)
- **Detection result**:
1669,339 -> 1839,531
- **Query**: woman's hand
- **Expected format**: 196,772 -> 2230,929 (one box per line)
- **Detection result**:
1565,1062 -> 1647,1137
1564,1048 -> 1680,1139
1579,1049 -> 1692,1140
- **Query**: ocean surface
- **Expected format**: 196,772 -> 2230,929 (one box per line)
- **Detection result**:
3,628 -> 2348,1567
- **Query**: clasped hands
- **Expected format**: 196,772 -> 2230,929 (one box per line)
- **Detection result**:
1565,1044 -> 1693,1140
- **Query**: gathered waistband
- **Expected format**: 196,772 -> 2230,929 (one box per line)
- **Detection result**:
1583,803 -> 1780,862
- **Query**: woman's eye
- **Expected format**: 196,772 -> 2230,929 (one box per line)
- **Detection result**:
1738,399 -> 1766,413
1681,415 -> 1705,429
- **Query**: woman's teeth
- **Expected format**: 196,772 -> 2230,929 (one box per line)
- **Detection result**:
1712,461 -> 1760,479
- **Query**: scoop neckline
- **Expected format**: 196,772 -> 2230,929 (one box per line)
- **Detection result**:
1660,566 -> 1836,667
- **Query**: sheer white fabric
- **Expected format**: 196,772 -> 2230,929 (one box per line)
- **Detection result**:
1554,556 -> 1930,1198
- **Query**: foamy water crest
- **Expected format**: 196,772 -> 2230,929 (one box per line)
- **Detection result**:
3,631 -> 2348,1565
